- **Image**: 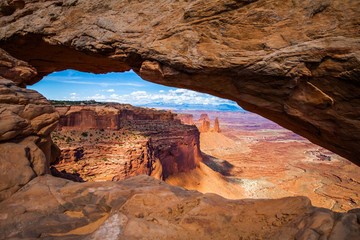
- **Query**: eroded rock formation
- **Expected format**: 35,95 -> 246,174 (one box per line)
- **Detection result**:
55,104 -> 175,131
0,78 -> 59,201
199,119 -> 211,133
213,117 -> 221,133
52,104 -> 202,181
175,113 -> 194,125
1,0 -> 359,164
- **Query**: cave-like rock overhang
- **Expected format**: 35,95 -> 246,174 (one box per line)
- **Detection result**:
1,0 -> 359,165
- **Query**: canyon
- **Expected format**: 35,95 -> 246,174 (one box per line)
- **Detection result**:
51,103 -> 202,182
0,0 -> 360,239
175,111 -> 360,212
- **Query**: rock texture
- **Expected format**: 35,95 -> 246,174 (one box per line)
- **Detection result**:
52,104 -> 202,181
0,48 -> 36,86
0,175 -> 359,240
175,113 -> 194,125
0,78 -> 59,201
199,118 -> 211,133
213,117 -> 221,132
0,1 -> 360,238
0,77 -> 59,201
196,114 -> 221,133
0,0 -> 359,164
56,104 -> 175,131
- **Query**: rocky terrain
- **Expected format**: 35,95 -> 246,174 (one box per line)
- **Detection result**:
51,104 -> 202,182
1,0 -> 360,239
175,111 -> 360,212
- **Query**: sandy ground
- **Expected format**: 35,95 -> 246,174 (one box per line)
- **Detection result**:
166,162 -> 244,199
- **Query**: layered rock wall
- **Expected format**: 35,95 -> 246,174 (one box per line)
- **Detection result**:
175,113 -> 194,125
56,105 -> 176,130
0,52 -> 59,200
53,105 -> 201,181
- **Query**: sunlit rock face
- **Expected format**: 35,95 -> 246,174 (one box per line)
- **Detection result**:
0,77 -> 59,201
0,0 -> 359,164
0,175 -> 359,239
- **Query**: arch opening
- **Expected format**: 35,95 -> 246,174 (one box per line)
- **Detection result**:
2,34 -> 359,166
26,69 -> 360,211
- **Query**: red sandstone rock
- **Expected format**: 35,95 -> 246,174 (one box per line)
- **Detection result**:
0,78 -> 59,201
198,114 -> 210,122
0,1 -> 359,238
213,117 -> 221,133
0,49 -> 37,86
56,104 -> 175,131
175,113 -> 194,125
52,104 -> 202,181
198,119 -> 211,133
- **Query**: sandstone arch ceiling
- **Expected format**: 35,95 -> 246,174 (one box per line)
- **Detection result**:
0,0 -> 359,165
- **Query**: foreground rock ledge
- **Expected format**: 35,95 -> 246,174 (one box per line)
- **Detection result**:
0,0 -> 359,164
0,175 -> 359,240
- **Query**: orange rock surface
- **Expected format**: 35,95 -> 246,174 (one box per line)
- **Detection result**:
177,110 -> 360,212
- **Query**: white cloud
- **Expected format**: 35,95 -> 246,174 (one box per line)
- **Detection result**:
131,91 -> 147,96
106,89 -> 115,92
45,76 -> 144,87
64,88 -> 237,108
90,94 -> 106,100
99,89 -> 236,106
69,92 -> 78,100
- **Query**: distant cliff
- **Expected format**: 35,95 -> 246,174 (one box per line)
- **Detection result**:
55,104 -> 175,131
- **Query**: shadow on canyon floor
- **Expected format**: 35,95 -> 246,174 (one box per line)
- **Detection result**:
201,152 -> 234,176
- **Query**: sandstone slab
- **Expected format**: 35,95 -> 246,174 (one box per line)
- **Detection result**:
0,175 -> 359,239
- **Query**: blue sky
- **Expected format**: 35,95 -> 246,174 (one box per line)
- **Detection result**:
28,69 -> 241,110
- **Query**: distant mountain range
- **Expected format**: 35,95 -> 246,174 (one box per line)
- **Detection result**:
137,102 -> 246,112
50,100 -> 246,112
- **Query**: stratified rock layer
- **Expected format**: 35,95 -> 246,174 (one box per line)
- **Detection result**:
0,0 -> 359,164
0,175 -> 359,240
0,78 -> 59,201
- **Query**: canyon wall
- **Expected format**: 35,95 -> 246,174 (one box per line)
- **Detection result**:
56,105 -> 175,131
175,113 -> 194,125
53,104 -> 201,181
0,0 -> 359,164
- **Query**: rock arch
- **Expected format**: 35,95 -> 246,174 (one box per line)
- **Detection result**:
1,0 -> 359,166
1,1 -> 360,239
